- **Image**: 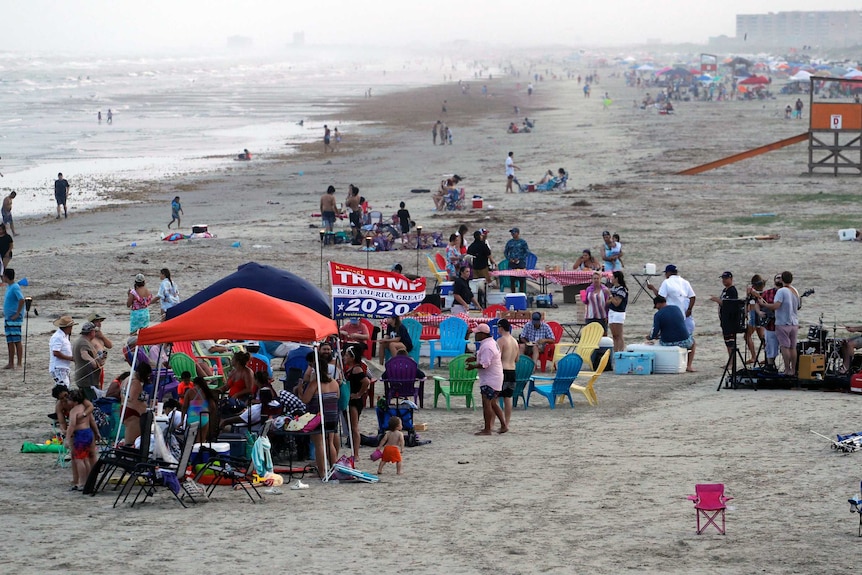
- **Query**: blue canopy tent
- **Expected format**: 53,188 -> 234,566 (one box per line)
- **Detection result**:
166,262 -> 331,320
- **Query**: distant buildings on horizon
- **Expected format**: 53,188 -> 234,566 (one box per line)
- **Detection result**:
711,10 -> 862,49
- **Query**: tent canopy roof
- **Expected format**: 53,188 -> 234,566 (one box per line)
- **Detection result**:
137,288 -> 337,345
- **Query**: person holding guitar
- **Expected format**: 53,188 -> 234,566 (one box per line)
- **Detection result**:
758,271 -> 802,377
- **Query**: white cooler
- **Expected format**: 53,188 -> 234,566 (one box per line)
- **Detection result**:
626,344 -> 687,374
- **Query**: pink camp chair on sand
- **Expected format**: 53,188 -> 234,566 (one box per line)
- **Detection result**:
688,483 -> 733,535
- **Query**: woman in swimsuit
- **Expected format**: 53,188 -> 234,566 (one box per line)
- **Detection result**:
297,371 -> 341,478
217,351 -> 254,401
122,362 -> 150,446
182,376 -> 216,442
126,273 -> 154,334
343,346 -> 371,459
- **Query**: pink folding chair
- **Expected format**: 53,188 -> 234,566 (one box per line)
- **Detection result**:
687,483 -> 732,535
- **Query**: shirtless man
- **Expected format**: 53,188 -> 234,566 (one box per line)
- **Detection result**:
496,319 -> 520,426
2,191 -> 16,236
320,185 -> 338,244
345,185 -> 362,240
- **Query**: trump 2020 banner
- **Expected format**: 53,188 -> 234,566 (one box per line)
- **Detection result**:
329,262 -> 427,319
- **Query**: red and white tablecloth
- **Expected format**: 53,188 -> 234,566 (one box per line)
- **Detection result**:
490,269 -> 612,286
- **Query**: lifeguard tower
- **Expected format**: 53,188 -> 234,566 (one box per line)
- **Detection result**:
679,76 -> 862,176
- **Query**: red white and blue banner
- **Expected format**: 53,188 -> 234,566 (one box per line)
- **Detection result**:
329,262 -> 426,320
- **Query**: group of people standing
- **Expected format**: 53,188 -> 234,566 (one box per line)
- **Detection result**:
432,120 -> 452,145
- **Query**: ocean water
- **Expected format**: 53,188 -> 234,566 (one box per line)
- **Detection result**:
0,51 -> 444,217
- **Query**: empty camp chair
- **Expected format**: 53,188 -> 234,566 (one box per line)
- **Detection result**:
247,353 -> 272,377
570,349 -> 610,406
525,354 -> 582,409
538,321 -> 564,372
496,259 -> 510,292
573,322 -> 604,370
382,355 -> 422,406
482,304 -> 507,318
687,483 -> 733,535
427,256 -> 449,289
525,252 -> 538,270
115,422 -> 200,508
428,316 -> 469,368
432,353 -> 477,410
169,352 -> 221,388
359,318 -> 376,361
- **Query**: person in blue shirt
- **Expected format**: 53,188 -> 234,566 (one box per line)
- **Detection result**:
648,296 -> 694,358
2,268 -> 25,369
504,227 -> 529,294
168,196 -> 183,229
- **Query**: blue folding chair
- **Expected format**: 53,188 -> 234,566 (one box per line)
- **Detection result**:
428,316 -> 469,367
525,354 -> 582,409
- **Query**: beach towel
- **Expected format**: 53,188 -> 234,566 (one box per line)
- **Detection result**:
251,435 -> 273,476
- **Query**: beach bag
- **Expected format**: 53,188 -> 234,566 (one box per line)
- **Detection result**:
286,412 -> 320,432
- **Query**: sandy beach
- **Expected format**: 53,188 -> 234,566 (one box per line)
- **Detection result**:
2,61 -> 862,574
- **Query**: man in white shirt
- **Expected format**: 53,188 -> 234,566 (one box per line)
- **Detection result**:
505,151 -> 519,193
49,315 -> 76,387
647,264 -> 697,372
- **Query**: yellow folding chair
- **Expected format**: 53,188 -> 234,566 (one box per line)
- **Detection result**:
574,323 -> 604,370
571,349 -> 611,406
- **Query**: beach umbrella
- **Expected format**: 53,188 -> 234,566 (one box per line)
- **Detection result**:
636,64 -> 655,71
655,66 -> 673,75
697,74 -> 713,82
165,261 -> 331,320
843,69 -> 862,79
790,71 -> 813,82
739,75 -> 770,85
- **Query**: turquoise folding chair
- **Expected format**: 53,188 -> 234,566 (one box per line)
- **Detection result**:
500,354 -> 535,410
384,317 -> 423,366
428,316 -> 469,367
525,354 -> 582,409
496,259 -> 510,292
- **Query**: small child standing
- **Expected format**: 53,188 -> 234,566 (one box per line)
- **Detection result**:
66,389 -> 99,491
176,371 -> 193,398
168,196 -> 183,229
377,416 -> 404,475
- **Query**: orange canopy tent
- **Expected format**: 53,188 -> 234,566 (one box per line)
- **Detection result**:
136,288 -> 337,345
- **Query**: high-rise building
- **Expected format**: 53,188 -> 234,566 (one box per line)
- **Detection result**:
736,10 -> 862,47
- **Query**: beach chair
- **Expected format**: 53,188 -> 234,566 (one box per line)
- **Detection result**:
434,252 -> 448,273
412,303 -> 441,315
169,352 -> 222,389
115,422 -> 199,508
538,321 -> 564,372
687,483 -> 733,535
192,341 -> 231,377
359,318 -> 376,361
570,349 -> 610,406
501,354 -> 535,410
525,354 -> 582,409
496,259 -> 510,292
574,322 -> 604,370
486,318 -> 499,340
526,252 -> 538,270
427,256 -> 449,290
482,304 -> 507,318
428,316 -> 469,368
432,353 -> 477,410
84,410 -> 154,495
384,318 -> 422,366
382,355 -> 422,406
248,353 -> 272,377
847,482 -> 862,537
196,423 -> 270,503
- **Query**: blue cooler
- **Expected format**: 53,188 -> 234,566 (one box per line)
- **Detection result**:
191,442 -> 230,465
505,293 -> 528,310
440,282 -> 454,296
613,352 -> 654,375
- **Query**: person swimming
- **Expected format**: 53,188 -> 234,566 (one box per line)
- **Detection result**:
237,148 -> 251,161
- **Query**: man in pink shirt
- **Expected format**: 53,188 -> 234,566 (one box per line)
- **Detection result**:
466,324 -> 508,435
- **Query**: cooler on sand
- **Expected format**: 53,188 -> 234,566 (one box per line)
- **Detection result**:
613,352 -> 654,375
592,337 -> 614,370
472,196 -> 483,209
191,442 -> 230,465
851,374 -> 862,394
505,293 -> 528,310
626,344 -> 687,374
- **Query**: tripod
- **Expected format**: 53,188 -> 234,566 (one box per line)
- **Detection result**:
718,300 -> 756,390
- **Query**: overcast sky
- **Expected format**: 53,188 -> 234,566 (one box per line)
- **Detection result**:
1,0 -> 860,53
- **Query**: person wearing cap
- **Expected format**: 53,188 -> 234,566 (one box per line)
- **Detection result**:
647,296 -> 694,360
758,271 -> 800,377
452,265 -> 482,315
504,228 -> 529,294
710,271 -> 743,357
127,273 -> 154,334
518,312 -> 555,364
646,264 -> 697,371
601,231 -> 623,272
2,267 -> 25,369
466,324 -> 507,435
72,322 -> 105,401
87,311 -> 113,358
340,317 -> 370,349
49,316 -> 77,387
320,185 -> 338,243
467,229 -> 496,292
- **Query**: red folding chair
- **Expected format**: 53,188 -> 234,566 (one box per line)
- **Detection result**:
482,304 -> 507,318
688,483 -> 732,535
412,303 -> 441,315
538,321 -> 563,372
